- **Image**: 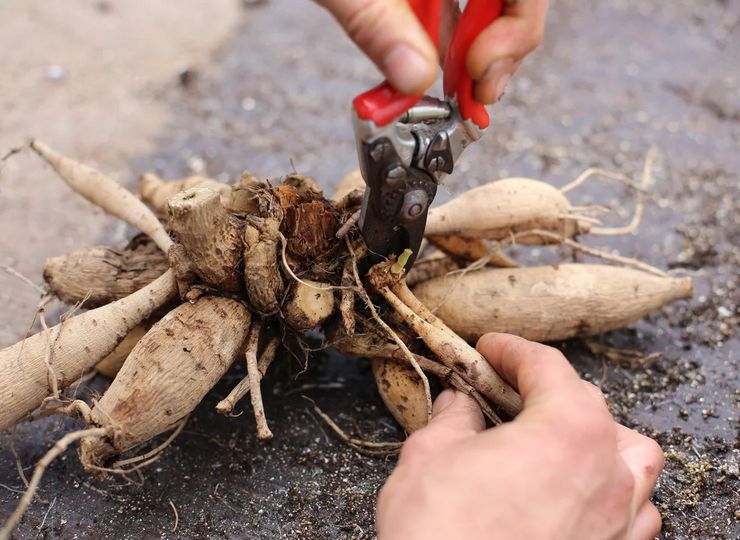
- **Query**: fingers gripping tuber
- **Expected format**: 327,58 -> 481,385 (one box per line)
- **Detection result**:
80,296 -> 251,469
0,270 -> 177,430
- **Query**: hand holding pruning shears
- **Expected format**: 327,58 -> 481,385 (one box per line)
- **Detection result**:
318,0 -> 548,270
317,0 -> 548,104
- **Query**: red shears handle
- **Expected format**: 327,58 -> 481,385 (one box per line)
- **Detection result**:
352,0 -> 505,128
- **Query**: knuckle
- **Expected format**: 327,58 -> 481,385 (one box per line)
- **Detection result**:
558,408 -> 613,446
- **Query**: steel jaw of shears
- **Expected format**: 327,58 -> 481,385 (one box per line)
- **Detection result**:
351,0 -> 506,271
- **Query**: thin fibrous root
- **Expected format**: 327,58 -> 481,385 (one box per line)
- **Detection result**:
559,165 -> 645,194
37,293 -> 59,400
30,140 -> 173,253
347,241 -> 433,423
0,427 -> 112,540
245,320 -> 272,439
305,398 -> 402,456
505,229 -> 667,277
583,339 -> 662,367
590,146 -> 657,236
217,338 -> 279,415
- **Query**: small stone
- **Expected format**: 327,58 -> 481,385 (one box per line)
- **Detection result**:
46,65 -> 66,82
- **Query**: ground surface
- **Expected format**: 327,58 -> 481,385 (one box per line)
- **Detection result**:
0,0 -> 737,538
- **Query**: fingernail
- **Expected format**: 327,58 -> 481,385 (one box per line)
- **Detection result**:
383,44 -> 434,95
432,389 -> 456,416
481,57 -> 515,100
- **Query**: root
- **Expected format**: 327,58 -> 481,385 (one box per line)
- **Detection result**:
591,147 -> 657,236
43,237 -> 168,307
427,235 -> 518,268
217,338 -> 279,415
371,271 -> 522,417
339,258 -> 356,335
0,265 -> 44,294
505,229 -> 667,276
559,165 -> 645,194
347,242 -> 433,422
245,320 -> 272,439
36,294 -> 59,399
112,416 -> 189,468
168,499 -> 179,533
583,339 -> 662,367
335,209 -> 361,239
0,427 -> 111,540
30,140 -> 173,253
305,398 -> 401,456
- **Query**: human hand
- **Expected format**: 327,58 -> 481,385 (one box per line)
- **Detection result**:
316,0 -> 548,102
376,333 -> 664,540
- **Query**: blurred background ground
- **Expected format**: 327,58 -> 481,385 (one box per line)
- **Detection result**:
0,0 -> 737,538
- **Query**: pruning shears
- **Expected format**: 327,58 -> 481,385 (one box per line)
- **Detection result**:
353,0 -> 505,270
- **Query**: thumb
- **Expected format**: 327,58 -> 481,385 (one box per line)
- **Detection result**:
399,390 -> 485,464
430,389 -> 486,434
316,0 -> 438,95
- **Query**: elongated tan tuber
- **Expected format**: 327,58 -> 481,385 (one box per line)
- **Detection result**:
414,264 -> 693,342
95,323 -> 151,379
0,270 -> 177,430
80,296 -> 250,469
424,178 -> 592,243
283,280 -> 335,331
167,187 -> 244,292
30,139 -> 173,253
139,172 -> 230,217
43,237 -> 168,308
372,358 -> 429,433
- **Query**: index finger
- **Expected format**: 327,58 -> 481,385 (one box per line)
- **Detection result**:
476,333 -> 585,411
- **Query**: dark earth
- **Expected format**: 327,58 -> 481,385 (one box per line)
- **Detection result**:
1,0 -> 738,538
